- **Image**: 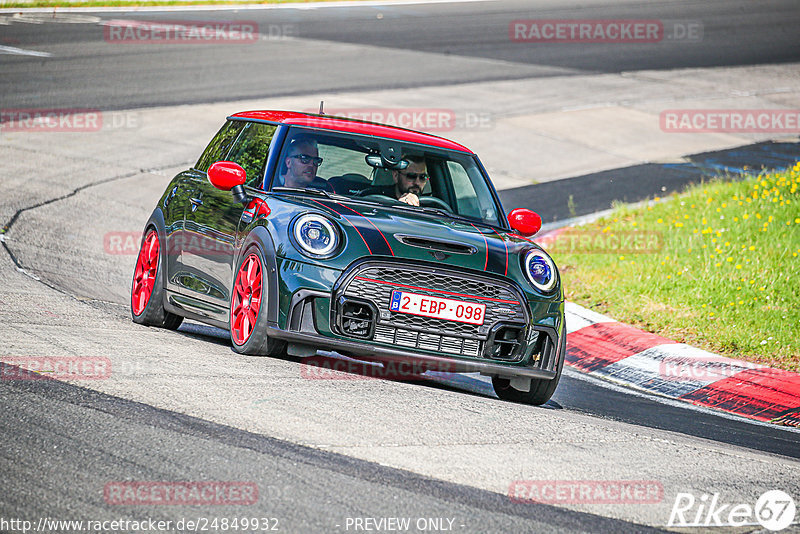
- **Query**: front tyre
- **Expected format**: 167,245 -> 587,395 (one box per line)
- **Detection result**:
229,247 -> 284,356
131,228 -> 183,330
492,326 -> 566,405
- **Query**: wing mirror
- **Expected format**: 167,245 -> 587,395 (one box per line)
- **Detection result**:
208,161 -> 248,204
507,208 -> 542,237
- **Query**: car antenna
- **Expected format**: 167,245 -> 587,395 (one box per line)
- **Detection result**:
318,101 -> 325,115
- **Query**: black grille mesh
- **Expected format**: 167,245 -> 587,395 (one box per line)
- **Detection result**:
339,264 -> 526,358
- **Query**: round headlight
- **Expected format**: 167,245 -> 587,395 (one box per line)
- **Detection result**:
292,213 -> 340,258
523,249 -> 557,292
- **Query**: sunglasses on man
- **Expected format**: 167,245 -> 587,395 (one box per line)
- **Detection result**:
290,154 -> 324,166
399,171 -> 428,182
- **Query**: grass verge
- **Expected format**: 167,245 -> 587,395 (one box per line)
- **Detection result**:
547,162 -> 800,372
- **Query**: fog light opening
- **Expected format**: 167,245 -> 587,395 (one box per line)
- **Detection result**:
340,299 -> 375,339
485,324 -> 525,360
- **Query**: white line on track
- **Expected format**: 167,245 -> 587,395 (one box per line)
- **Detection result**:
0,0 -> 495,14
0,44 -> 52,57
8,13 -> 102,23
426,365 -> 800,432
562,366 -> 800,434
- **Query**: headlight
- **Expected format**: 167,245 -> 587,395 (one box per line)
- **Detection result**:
291,213 -> 340,258
523,249 -> 557,293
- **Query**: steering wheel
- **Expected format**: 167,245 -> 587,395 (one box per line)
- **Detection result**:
359,193 -> 454,213
419,196 -> 453,212
358,194 -> 398,204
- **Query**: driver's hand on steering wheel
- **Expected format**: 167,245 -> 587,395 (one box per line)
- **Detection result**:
398,192 -> 420,206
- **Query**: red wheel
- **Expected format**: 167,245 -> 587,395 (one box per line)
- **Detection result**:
132,230 -> 159,315
130,226 -> 183,330
229,246 -> 283,356
231,252 -> 263,345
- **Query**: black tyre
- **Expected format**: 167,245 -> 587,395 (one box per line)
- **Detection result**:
229,246 -> 284,356
493,326 -> 566,405
131,228 -> 183,330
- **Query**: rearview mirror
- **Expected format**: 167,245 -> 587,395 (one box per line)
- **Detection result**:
507,208 -> 542,237
365,153 -> 410,170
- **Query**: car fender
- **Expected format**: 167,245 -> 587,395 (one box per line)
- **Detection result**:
141,207 -> 167,289
237,224 -> 280,327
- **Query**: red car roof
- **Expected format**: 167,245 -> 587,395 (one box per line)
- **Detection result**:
230,110 -> 474,154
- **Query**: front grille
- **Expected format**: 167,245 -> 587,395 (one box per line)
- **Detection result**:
373,325 -> 481,357
335,262 -> 527,359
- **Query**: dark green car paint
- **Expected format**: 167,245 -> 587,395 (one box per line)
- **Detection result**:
148,118 -> 565,383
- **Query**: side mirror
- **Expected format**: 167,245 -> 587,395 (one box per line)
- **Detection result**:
208,161 -> 248,204
507,208 -> 542,237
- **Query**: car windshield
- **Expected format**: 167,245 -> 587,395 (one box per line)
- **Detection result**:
271,126 -> 502,227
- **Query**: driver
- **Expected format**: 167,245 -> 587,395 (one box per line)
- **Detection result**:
280,136 -> 333,191
362,155 -> 428,206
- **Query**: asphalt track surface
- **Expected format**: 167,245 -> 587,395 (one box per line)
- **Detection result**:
2,367 -> 666,533
0,0 -> 798,109
500,140 -> 800,222
2,1 -> 800,532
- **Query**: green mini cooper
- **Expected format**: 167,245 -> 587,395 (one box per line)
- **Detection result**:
131,110 -> 565,405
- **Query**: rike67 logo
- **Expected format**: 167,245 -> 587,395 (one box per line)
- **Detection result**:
668,490 -> 796,531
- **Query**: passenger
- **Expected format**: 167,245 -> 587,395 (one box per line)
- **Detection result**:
362,155 -> 428,206
280,137 -> 333,191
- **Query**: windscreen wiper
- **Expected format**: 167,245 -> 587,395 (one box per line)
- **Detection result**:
416,206 -> 466,222
271,187 -> 346,200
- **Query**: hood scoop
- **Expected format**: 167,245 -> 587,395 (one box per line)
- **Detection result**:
395,234 -> 478,256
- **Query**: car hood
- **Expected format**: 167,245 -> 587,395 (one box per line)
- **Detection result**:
272,195 -> 543,277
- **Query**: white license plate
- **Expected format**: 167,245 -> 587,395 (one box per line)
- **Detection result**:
389,290 -> 486,325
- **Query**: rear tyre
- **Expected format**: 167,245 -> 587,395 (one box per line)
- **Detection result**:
131,228 -> 183,330
493,326 -> 566,405
229,247 -> 284,356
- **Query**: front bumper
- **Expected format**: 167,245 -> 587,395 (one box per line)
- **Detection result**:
276,258 -> 564,380
266,325 -> 561,380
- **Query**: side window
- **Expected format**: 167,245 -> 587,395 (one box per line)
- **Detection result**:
447,161 -> 499,224
226,122 -> 278,187
448,161 -> 481,218
194,120 -> 245,172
